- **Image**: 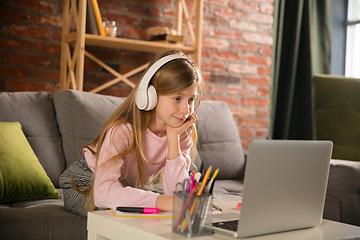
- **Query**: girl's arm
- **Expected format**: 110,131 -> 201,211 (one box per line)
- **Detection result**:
161,114 -> 198,196
92,124 -> 160,210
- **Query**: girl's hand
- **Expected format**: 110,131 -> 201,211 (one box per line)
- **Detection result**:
166,113 -> 198,160
166,113 -> 199,138
156,195 -> 173,212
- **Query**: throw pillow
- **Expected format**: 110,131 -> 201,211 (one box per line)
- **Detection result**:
53,90 -> 125,167
195,101 -> 246,180
0,122 -> 60,203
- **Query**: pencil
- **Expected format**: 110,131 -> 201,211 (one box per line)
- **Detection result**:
211,168 -> 219,180
196,165 -> 212,197
206,168 -> 219,193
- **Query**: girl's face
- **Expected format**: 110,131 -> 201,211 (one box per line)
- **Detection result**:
151,83 -> 199,136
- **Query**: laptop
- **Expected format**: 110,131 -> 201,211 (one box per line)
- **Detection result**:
212,140 -> 333,238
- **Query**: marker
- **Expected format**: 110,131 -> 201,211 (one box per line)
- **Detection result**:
237,202 -> 242,210
189,172 -> 194,192
195,172 -> 201,183
116,207 -> 159,214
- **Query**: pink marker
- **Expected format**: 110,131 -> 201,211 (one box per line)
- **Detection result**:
190,172 -> 195,192
116,207 -> 159,214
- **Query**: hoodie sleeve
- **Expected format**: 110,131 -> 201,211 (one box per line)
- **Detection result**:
92,124 -> 159,210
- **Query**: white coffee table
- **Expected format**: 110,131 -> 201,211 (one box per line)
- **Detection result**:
87,201 -> 360,240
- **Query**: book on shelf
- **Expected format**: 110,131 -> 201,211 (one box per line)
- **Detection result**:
147,27 -> 178,36
150,34 -> 184,43
91,0 -> 105,36
85,0 -> 98,35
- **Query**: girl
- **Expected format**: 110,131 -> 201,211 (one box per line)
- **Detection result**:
59,50 -> 203,216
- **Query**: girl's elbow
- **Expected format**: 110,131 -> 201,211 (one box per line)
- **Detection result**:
93,193 -> 108,208
93,195 -> 102,208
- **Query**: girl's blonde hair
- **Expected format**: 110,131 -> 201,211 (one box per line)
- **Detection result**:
77,50 -> 203,214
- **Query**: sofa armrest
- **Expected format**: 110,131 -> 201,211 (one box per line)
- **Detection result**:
327,159 -> 360,192
325,159 -> 360,226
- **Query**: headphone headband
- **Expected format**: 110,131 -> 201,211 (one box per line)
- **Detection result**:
136,54 -> 187,110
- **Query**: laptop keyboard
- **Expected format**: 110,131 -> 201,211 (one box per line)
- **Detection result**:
213,220 -> 239,232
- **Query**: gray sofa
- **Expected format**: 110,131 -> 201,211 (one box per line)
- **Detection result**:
0,90 -> 359,240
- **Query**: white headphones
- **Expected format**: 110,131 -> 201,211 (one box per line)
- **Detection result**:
135,54 -> 187,111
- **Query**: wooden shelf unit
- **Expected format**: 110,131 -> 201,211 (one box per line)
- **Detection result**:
59,0 -> 203,93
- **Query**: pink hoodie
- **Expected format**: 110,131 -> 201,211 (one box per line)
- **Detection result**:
83,123 -> 192,210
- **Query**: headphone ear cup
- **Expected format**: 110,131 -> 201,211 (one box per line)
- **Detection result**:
144,85 -> 158,111
135,89 -> 146,110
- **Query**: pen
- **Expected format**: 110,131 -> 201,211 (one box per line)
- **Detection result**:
116,207 -> 159,214
212,204 -> 223,213
199,162 -> 204,176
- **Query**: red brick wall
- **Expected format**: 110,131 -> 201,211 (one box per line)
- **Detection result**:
0,0 -> 274,149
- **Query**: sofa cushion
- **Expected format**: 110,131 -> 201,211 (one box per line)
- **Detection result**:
0,92 -> 66,188
0,122 -> 60,203
8,188 -> 64,208
195,101 -> 245,180
0,205 -> 87,240
53,90 -> 125,167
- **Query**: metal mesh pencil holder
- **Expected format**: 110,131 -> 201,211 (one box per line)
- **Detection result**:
172,192 -> 213,237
